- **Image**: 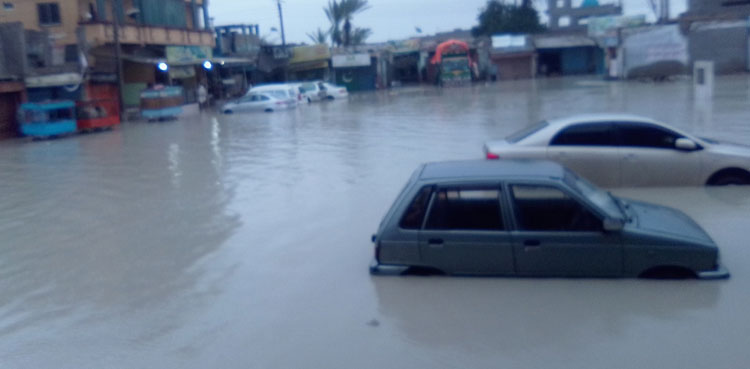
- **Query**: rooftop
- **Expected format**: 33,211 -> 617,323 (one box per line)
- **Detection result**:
419,160 -> 565,181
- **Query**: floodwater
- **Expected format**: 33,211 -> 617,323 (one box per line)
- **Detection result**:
1,76 -> 750,368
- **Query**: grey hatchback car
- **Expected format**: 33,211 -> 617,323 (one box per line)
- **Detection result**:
370,160 -> 729,279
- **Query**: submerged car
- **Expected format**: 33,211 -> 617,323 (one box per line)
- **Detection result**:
370,160 -> 729,279
299,81 -> 328,102
483,114 -> 750,187
221,92 -> 294,114
320,82 -> 348,99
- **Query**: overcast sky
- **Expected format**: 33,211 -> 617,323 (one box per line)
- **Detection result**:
209,0 -> 687,44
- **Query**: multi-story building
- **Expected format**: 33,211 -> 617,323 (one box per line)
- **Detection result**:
680,0 -> 750,74
0,0 -> 215,112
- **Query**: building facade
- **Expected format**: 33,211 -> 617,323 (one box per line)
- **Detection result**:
0,0 -> 215,117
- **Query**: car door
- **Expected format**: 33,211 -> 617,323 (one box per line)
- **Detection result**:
233,96 -> 254,112
507,183 -> 623,277
616,122 -> 703,187
418,184 -> 514,275
546,122 -> 623,187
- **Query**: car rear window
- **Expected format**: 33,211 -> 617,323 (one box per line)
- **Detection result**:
424,187 -> 504,231
550,122 -> 617,146
400,186 -> 432,229
506,121 -> 549,143
268,91 -> 287,99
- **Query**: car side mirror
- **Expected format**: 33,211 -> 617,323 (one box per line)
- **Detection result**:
675,138 -> 698,151
603,218 -> 624,232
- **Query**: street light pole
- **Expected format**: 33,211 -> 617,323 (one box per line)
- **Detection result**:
112,0 -> 125,121
276,0 -> 286,47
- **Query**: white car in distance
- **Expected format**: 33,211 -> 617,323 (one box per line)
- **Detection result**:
483,114 -> 750,187
221,92 -> 294,114
320,82 -> 349,100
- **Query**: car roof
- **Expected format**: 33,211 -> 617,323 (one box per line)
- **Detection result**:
546,113 -> 659,127
419,160 -> 566,181
251,84 -> 294,90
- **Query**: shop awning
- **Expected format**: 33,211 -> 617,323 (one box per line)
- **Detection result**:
534,35 -> 596,49
287,60 -> 329,72
25,73 -> 82,88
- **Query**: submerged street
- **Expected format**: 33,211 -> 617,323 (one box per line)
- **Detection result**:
1,76 -> 749,368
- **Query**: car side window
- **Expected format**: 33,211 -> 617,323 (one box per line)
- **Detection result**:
550,123 -> 616,146
510,185 -> 601,232
259,95 -> 270,101
248,95 -> 259,102
425,187 -> 504,231
400,186 -> 432,229
617,123 -> 681,149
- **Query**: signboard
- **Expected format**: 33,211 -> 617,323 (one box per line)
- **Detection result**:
588,15 -> 646,47
166,46 -> 213,64
289,44 -> 330,64
332,54 -> 371,68
623,25 -> 688,78
492,35 -> 526,49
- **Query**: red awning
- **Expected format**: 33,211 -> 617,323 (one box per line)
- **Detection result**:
430,39 -> 471,64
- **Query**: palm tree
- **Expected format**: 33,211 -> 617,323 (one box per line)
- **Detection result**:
324,0 -> 344,47
350,27 -> 372,46
324,0 -> 370,47
339,0 -> 370,47
307,28 -> 329,44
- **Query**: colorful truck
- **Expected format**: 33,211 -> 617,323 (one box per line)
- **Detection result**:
431,40 -> 475,87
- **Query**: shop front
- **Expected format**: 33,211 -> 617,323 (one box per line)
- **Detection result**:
332,54 -> 376,91
288,45 -> 331,81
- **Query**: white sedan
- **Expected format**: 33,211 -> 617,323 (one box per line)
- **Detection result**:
221,92 -> 294,114
320,82 -> 349,100
484,114 -> 750,187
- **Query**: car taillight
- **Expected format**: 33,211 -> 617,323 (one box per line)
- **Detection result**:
486,152 -> 500,160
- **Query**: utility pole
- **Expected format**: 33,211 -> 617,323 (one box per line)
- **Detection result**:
112,0 -> 125,121
276,0 -> 286,47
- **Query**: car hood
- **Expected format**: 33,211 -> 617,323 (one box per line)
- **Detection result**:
625,199 -> 714,245
703,137 -> 750,157
484,139 -> 510,152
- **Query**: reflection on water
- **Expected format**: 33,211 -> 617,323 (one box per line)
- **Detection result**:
0,76 -> 749,368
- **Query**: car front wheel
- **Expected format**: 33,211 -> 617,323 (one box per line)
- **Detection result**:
712,175 -> 750,186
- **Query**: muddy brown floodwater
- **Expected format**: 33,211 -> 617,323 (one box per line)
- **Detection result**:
0,76 -> 749,368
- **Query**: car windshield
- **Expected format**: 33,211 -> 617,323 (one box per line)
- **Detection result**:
564,169 -> 623,220
267,91 -> 287,99
506,121 -> 549,143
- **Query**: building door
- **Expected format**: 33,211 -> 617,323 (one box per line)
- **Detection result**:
0,92 -> 21,139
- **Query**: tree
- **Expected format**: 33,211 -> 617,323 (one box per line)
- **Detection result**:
324,0 -> 371,47
307,28 -> 329,44
324,0 -> 344,47
471,0 -> 544,37
350,27 -> 372,46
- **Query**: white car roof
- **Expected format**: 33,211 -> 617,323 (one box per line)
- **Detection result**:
250,84 -> 295,91
545,113 -> 659,127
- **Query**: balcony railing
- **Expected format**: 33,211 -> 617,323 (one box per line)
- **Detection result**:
81,22 -> 215,48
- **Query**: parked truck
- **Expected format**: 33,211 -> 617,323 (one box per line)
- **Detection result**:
431,39 -> 474,87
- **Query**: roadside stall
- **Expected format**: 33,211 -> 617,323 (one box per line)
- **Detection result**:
140,86 -> 184,121
76,99 -> 120,131
18,101 -> 76,138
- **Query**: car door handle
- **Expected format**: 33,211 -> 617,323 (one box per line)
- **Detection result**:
428,238 -> 444,247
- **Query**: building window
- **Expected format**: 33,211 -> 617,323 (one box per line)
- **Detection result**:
37,3 -> 61,26
3,2 -> 14,11
64,45 -> 79,63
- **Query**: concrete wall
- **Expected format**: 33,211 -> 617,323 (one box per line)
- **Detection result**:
687,0 -> 750,15
0,22 -> 27,78
689,22 -> 747,74
0,0 -> 80,45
